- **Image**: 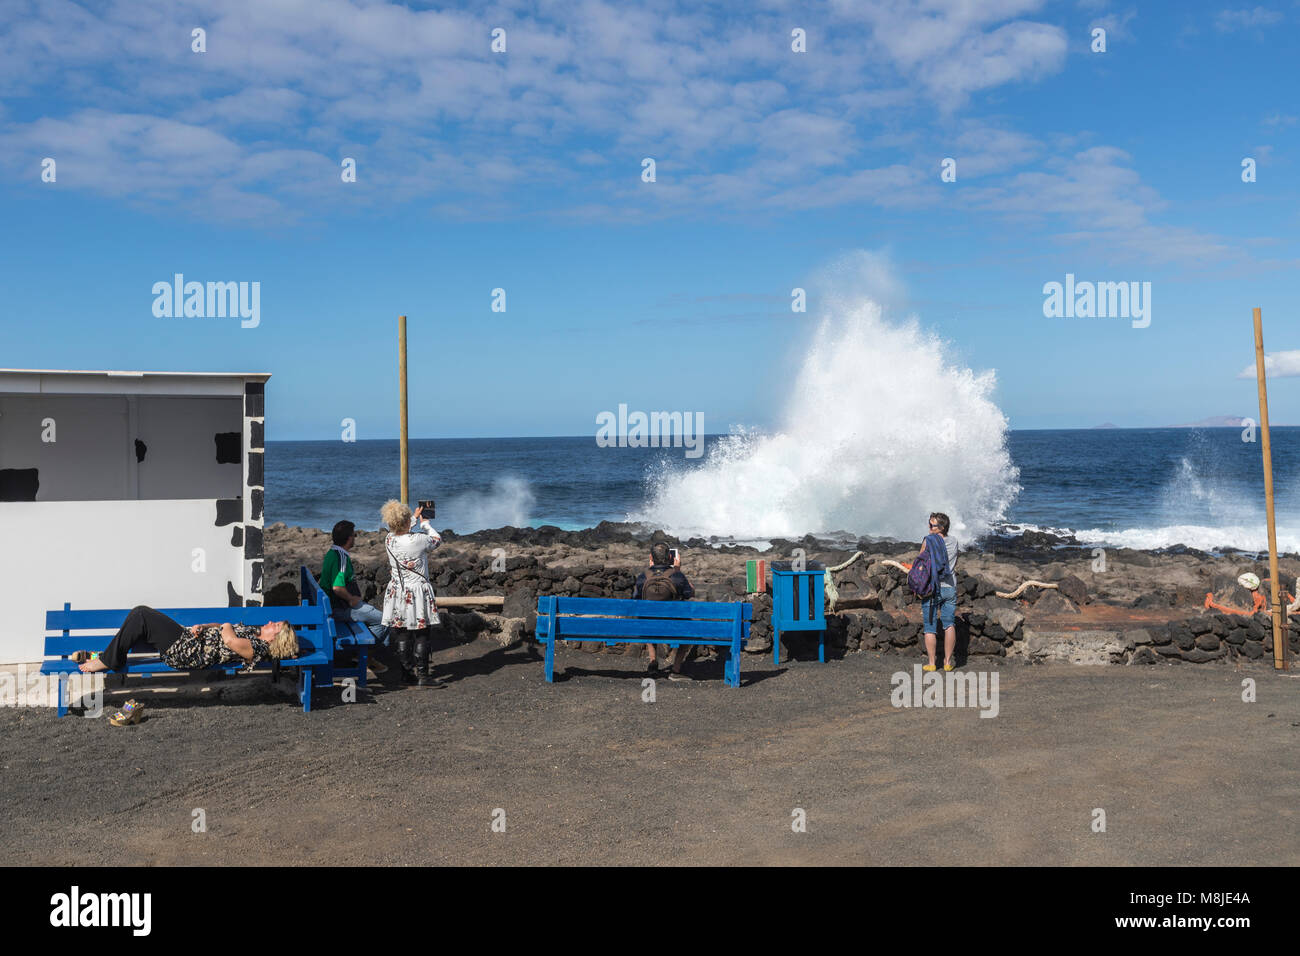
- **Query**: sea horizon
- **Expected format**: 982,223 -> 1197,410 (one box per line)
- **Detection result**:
264,428 -> 1300,554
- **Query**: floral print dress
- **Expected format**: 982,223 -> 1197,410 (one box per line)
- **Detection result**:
162,624 -> 269,673
382,519 -> 442,629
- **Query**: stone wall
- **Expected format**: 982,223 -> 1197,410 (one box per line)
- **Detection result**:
262,525 -> 1300,665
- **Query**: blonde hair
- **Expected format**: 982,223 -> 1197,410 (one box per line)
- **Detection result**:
267,621 -> 299,660
381,498 -> 412,533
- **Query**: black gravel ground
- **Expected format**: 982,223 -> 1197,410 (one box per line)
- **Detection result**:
2,640 -> 1298,866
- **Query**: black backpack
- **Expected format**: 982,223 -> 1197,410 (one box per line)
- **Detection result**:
641,567 -> 680,601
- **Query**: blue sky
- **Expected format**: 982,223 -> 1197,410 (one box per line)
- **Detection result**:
2,0 -> 1298,439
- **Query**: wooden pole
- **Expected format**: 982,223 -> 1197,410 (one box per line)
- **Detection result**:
399,314 -> 409,506
1252,307 -> 1289,670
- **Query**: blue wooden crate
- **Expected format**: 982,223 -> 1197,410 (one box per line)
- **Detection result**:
771,569 -> 826,664
536,596 -> 752,687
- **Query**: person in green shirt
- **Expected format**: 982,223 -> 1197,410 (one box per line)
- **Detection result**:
321,520 -> 390,671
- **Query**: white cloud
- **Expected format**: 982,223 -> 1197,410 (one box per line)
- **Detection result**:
3,0 -> 1064,220
1089,9 -> 1137,42
1238,350 -> 1300,378
830,0 -> 1068,106
0,0 -> 1224,264
962,146 -> 1229,263
949,124 -> 1044,177
1214,7 -> 1285,32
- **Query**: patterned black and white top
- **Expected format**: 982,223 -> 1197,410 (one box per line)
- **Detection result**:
162,625 -> 269,673
382,518 -> 443,630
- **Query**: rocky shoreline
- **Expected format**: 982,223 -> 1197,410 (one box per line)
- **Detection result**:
263,523 -> 1300,667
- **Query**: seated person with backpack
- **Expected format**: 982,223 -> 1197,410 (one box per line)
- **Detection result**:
321,520 -> 389,673
911,511 -> 958,673
633,542 -> 695,681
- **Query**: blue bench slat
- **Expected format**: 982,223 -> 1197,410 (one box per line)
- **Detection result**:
540,596 -> 752,620
549,634 -> 747,647
43,632 -> 326,656
42,650 -> 325,673
46,606 -> 324,630
43,646 -> 327,669
333,619 -> 375,646
547,618 -> 739,640
536,621 -> 751,643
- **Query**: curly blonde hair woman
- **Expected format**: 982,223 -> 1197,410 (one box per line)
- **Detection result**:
77,606 -> 298,675
380,499 -> 443,686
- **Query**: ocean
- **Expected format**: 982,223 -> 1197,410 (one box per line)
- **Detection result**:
264,426 -> 1300,553
266,302 -> 1297,553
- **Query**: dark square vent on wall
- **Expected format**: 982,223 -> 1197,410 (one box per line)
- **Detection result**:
214,432 -> 242,464
0,468 -> 39,501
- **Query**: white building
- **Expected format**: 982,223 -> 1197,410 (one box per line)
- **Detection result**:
0,369 -> 269,664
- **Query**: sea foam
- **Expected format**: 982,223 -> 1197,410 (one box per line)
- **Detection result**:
445,475 -> 535,530
633,276 -> 1021,541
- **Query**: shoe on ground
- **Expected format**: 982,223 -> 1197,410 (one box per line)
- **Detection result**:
109,699 -> 144,726
367,657 -> 388,675
647,660 -> 660,674
922,663 -> 937,672
668,669 -> 690,682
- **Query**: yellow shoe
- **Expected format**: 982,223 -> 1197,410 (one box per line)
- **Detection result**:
922,663 -> 937,672
943,660 -> 955,672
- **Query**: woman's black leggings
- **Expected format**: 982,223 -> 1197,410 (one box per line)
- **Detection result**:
98,606 -> 186,669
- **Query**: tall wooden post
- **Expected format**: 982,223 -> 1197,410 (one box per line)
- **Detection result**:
399,314 -> 409,506
1252,307 -> 1289,670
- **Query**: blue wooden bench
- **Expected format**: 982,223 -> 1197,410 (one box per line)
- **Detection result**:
536,596 -> 752,687
42,604 -> 333,715
300,565 -> 375,687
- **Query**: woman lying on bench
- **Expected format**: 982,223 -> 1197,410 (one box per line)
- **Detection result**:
76,605 -> 299,674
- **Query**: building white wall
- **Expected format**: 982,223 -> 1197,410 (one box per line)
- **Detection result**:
0,394 -> 242,501
0,499 -> 245,664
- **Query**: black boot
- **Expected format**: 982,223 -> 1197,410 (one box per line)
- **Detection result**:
395,631 -> 417,684
414,632 -> 439,686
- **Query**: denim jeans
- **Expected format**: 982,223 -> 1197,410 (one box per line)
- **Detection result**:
922,583 -> 957,634
349,602 -> 390,647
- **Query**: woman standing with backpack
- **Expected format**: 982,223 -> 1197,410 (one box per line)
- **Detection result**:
919,512 -> 959,672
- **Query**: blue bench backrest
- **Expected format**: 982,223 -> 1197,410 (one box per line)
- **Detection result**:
772,570 -> 826,627
537,596 -> 751,641
300,565 -> 368,644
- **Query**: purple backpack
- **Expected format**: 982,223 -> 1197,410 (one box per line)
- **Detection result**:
907,534 -> 950,600
907,544 -> 936,599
